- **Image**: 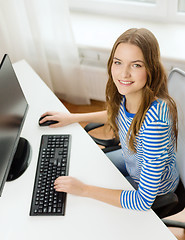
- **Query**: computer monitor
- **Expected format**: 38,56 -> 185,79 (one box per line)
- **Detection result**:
0,54 -> 31,196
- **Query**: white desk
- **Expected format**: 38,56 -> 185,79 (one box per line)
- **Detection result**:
0,61 -> 177,240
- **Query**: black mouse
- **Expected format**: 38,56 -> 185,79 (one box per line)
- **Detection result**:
39,115 -> 59,126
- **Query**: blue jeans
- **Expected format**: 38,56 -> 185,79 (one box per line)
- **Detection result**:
106,149 -> 138,190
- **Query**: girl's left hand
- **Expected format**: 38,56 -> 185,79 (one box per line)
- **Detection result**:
54,176 -> 87,196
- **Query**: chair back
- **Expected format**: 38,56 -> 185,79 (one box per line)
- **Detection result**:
168,68 -> 185,187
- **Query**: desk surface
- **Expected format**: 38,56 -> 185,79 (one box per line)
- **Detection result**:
0,60 -> 177,240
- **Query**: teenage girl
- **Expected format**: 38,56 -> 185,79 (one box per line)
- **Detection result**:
40,28 -> 179,211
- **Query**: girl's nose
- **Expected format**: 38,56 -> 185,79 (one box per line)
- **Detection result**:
120,66 -> 131,78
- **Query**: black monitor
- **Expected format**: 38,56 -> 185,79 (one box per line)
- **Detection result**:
0,54 -> 31,196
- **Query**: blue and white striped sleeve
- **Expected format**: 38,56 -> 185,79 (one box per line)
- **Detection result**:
120,121 -> 169,210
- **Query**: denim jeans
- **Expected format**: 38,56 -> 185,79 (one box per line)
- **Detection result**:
106,149 -> 138,190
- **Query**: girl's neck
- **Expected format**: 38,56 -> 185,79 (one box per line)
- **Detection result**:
125,94 -> 142,114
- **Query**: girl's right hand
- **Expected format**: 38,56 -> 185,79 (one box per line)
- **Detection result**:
39,111 -> 76,128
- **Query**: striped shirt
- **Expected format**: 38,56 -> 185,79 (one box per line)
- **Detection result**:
117,97 -> 179,210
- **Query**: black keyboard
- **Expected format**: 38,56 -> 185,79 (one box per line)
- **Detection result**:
30,134 -> 71,216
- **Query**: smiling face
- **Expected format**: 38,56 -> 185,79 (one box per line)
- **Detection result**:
106,28 -> 169,148
111,43 -> 147,110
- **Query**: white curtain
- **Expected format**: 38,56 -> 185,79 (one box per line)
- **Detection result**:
0,0 -> 90,104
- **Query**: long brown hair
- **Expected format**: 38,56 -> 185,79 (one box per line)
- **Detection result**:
106,28 -> 178,152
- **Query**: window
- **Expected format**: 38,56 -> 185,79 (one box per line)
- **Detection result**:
178,0 -> 185,12
118,0 -> 155,2
69,0 -> 185,23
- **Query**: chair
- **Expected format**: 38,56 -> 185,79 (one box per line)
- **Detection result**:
84,123 -> 121,153
162,68 -> 185,228
84,68 -> 185,229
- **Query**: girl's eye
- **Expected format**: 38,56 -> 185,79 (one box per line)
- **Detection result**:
133,63 -> 142,68
114,61 -> 121,65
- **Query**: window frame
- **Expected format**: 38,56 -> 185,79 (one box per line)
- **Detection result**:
68,0 -> 185,23
168,0 -> 185,23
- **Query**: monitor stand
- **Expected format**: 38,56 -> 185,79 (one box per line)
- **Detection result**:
7,137 -> 31,181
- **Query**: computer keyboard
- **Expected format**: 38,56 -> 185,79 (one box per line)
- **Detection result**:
30,134 -> 71,216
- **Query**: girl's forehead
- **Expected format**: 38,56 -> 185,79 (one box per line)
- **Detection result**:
114,43 -> 144,61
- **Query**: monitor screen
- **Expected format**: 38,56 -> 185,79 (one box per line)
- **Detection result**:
0,54 -> 30,196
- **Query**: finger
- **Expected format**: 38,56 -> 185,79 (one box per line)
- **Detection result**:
54,177 -> 71,188
40,115 -> 56,123
54,181 -> 68,192
40,111 -> 57,118
49,123 -> 61,128
39,116 -> 49,123
54,176 -> 65,184
55,187 -> 67,193
40,112 -> 50,117
54,179 -> 60,185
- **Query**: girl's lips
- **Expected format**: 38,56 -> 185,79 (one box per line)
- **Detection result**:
118,80 -> 134,85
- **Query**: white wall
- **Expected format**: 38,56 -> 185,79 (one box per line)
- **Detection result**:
69,12 -> 185,101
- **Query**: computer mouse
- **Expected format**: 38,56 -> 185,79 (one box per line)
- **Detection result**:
39,115 -> 59,126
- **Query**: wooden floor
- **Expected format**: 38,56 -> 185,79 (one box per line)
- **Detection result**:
62,99 -> 113,141
62,99 -> 185,240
